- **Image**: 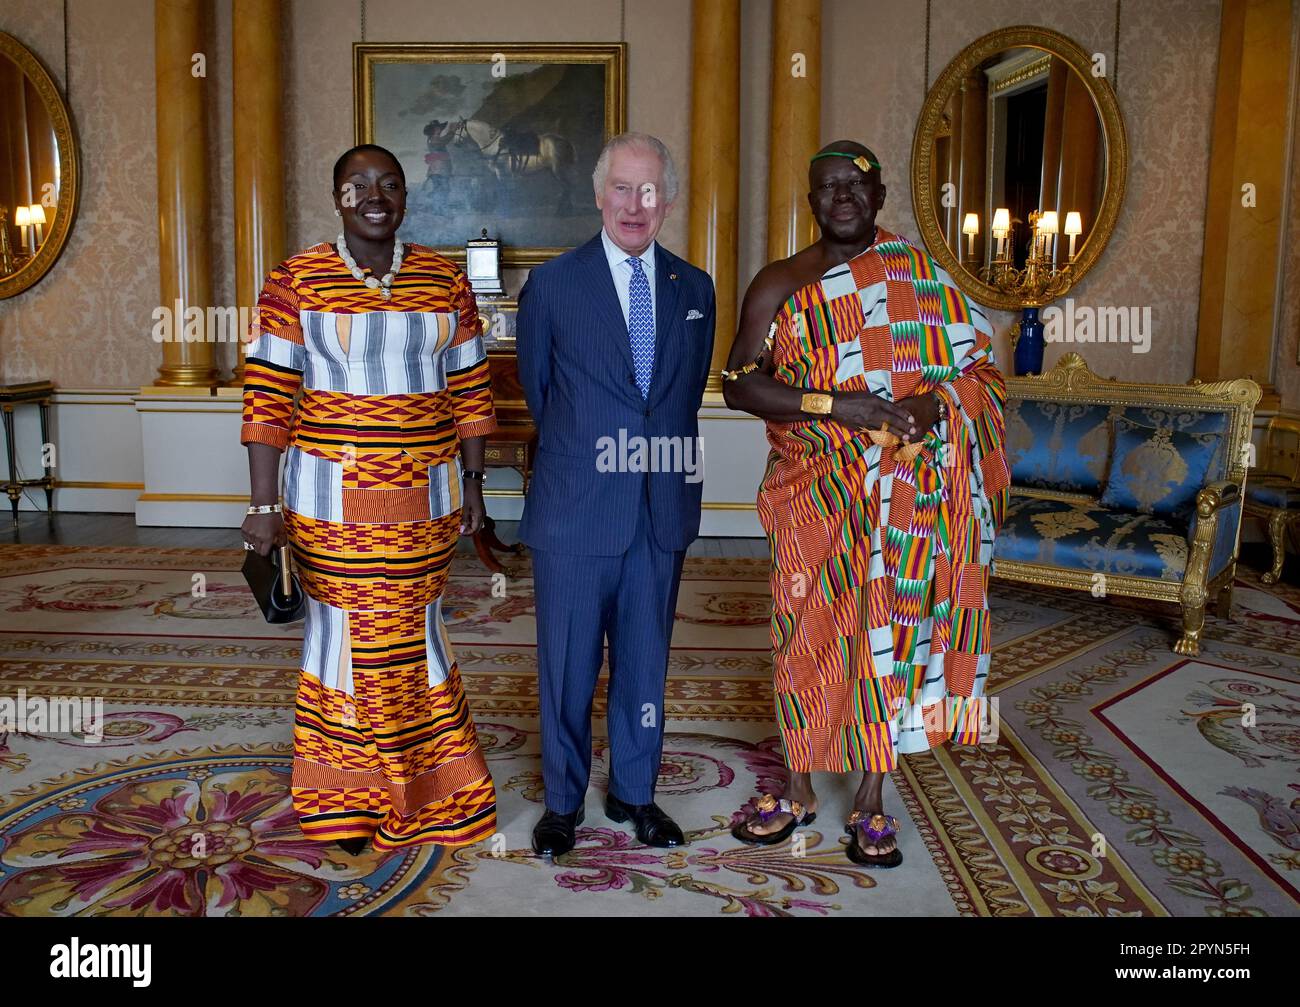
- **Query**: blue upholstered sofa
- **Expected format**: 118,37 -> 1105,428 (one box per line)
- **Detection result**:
993,353 -> 1261,654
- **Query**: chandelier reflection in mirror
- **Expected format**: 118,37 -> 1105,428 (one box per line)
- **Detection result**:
963,205 -> 1085,307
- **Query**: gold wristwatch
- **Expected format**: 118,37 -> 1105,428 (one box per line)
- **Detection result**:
800,392 -> 834,416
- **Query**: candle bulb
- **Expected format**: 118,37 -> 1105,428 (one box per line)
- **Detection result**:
28,204 -> 46,248
992,208 -> 1010,261
14,205 -> 30,253
1064,211 -> 1083,262
1038,211 -> 1059,265
962,212 -> 979,260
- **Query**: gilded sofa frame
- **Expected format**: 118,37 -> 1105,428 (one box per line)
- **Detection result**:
997,353 -> 1261,655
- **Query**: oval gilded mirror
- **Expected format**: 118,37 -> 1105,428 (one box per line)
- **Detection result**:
911,26 -> 1127,311
0,30 -> 79,299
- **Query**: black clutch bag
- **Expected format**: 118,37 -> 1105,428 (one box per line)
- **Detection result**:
242,544 -> 307,624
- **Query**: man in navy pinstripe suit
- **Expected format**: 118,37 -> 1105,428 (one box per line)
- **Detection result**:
517,133 -> 716,858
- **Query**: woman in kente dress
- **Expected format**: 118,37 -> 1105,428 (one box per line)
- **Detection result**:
240,145 -> 497,855
721,142 -> 1009,867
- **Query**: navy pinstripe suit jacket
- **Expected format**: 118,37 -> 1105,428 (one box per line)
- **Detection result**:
516,232 -> 716,556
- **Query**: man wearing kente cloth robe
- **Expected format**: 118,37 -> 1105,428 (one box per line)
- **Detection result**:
721,140 -> 1010,867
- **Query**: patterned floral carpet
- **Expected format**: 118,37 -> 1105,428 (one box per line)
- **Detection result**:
0,544 -> 1296,917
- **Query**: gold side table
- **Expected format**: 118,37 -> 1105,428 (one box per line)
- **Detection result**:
0,380 -> 55,525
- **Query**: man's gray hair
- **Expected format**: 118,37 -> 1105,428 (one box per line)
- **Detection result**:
592,132 -> 680,204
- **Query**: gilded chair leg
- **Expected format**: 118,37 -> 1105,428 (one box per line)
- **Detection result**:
1214,561 -> 1237,620
1175,612 -> 1203,656
1215,582 -> 1233,620
1176,581 -> 1207,656
1262,510 -> 1288,585
1178,514 -> 1214,654
1175,602 -> 1204,654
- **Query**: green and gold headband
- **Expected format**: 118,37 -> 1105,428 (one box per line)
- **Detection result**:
810,151 -> 882,174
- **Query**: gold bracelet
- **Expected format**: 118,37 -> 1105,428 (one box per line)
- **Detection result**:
722,361 -> 761,382
800,392 -> 833,416
721,323 -> 776,382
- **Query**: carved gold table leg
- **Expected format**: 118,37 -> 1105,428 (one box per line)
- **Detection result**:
1,403 -> 16,525
38,397 -> 54,522
1262,510 -> 1289,584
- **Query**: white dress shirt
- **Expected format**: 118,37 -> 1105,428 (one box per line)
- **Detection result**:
601,227 -> 657,333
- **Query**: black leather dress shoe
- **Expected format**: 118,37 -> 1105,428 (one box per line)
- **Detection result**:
605,794 -> 685,848
532,808 -> 584,857
336,837 -> 368,856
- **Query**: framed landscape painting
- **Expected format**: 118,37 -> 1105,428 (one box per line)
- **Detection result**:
354,43 -> 626,267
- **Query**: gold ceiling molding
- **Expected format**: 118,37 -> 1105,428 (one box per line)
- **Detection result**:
990,53 -> 1053,94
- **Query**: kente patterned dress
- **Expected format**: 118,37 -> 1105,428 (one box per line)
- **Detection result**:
240,241 -> 498,850
757,228 -> 1011,774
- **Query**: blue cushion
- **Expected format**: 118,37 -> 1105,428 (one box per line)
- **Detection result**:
1245,475 -> 1300,509
1100,417 -> 1218,522
995,496 -> 1189,581
1120,407 -> 1230,481
1004,399 -> 1112,492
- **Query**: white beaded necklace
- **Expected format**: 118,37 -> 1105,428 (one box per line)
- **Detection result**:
337,232 -> 404,301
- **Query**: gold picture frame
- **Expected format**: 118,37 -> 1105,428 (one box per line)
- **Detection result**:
910,26 -> 1128,312
0,30 -> 80,300
354,43 -> 626,268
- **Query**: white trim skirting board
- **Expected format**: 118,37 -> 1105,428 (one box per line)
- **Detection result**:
7,389 -> 144,516
7,389 -> 770,536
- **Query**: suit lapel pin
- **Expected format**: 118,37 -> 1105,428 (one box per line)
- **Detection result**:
670,273 -> 678,280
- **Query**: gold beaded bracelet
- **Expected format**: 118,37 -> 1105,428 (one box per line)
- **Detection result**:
721,322 -> 776,382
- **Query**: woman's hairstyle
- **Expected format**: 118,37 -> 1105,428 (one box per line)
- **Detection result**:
332,144 -> 406,191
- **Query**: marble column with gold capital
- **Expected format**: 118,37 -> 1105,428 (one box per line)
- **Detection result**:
766,0 -> 821,261
688,0 -> 741,395
231,0 -> 286,387
1196,0 -> 1291,406
153,0 -> 217,388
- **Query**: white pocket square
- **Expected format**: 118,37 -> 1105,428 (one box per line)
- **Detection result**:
686,309 -> 704,320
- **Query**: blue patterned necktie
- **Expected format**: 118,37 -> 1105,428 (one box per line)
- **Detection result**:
626,256 -> 655,398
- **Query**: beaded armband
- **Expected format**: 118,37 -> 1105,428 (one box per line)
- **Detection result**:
721,321 -> 777,382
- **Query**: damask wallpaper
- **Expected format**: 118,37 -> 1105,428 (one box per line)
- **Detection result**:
816,0 -> 1224,386
0,0 -> 162,389
0,0 -> 1293,407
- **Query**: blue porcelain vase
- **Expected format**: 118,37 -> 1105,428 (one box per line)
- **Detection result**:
1013,306 -> 1045,376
